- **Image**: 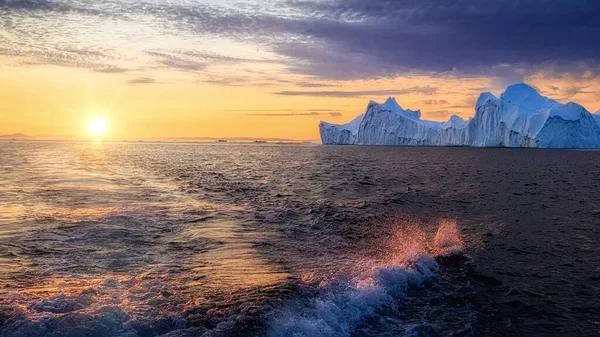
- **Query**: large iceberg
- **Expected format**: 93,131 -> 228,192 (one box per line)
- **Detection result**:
320,83 -> 600,148
594,110 -> 600,126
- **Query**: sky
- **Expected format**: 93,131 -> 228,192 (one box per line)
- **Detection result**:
1,0 -> 600,140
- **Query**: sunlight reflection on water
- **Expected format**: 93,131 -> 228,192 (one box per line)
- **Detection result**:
0,141 -> 288,329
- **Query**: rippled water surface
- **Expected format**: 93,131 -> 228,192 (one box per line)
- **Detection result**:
0,141 -> 599,337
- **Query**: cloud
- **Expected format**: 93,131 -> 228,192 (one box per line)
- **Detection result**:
446,105 -> 472,109
295,81 -> 337,88
128,77 -> 156,84
94,66 -> 130,74
146,51 -> 207,72
274,86 -> 437,97
202,75 -> 294,87
246,111 -> 342,117
420,99 -> 449,105
562,85 -> 594,99
202,77 -> 252,86
427,110 -> 459,118
276,0 -> 600,79
1,0 -> 599,81
0,0 -> 104,16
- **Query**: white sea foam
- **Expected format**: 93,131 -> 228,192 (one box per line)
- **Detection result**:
268,219 -> 464,337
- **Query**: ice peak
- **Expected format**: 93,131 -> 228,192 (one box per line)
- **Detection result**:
502,83 -> 542,103
476,92 -> 498,107
507,82 -> 538,92
449,115 -> 465,123
381,97 -> 403,112
442,115 -> 467,129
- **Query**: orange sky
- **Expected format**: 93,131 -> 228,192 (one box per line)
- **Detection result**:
2,56 -> 600,141
1,1 -> 599,141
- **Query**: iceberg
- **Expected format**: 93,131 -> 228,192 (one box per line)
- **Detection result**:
594,110 -> 600,126
319,83 -> 600,148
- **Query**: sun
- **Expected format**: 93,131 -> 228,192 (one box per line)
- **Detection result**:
89,119 -> 107,135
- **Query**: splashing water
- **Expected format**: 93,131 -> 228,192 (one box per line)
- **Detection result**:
382,217 -> 464,262
267,218 -> 465,337
433,219 -> 464,257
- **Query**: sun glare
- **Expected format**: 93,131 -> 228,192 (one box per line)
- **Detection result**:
89,119 -> 107,135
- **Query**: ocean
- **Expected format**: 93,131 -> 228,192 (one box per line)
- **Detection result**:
0,141 -> 599,337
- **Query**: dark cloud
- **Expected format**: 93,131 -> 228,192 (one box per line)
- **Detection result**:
274,0 -> 600,79
0,0 -> 64,11
1,0 -> 599,81
0,0 -> 104,16
274,86 -> 437,97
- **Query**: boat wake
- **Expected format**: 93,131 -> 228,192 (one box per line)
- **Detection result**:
0,218 -> 472,337
268,219 -> 467,337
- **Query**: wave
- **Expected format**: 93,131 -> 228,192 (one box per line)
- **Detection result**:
0,219 -> 466,337
267,219 -> 465,337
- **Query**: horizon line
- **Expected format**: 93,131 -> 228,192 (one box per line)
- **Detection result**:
0,133 -> 318,143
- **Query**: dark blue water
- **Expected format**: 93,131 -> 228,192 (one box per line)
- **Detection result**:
0,141 -> 599,336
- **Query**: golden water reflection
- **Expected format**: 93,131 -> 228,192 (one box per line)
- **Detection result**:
0,142 -> 288,323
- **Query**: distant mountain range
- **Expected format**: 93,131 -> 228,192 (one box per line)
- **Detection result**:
0,133 -> 32,138
0,133 -> 77,140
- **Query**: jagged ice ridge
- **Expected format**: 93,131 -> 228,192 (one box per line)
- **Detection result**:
319,83 -> 600,148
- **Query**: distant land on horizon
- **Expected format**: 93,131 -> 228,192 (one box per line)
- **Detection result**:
0,133 -> 319,143
0,133 -> 32,138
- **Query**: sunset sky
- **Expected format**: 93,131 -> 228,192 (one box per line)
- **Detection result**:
1,0 -> 599,140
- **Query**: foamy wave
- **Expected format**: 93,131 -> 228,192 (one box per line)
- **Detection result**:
268,219 -> 464,337
0,274 -> 186,337
268,254 -> 438,337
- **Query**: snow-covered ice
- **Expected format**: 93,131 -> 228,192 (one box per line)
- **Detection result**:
593,110 -> 600,126
320,83 -> 600,148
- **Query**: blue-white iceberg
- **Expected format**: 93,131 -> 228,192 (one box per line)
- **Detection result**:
320,83 -> 600,148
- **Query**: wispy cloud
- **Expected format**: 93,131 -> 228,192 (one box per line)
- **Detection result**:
246,111 -> 342,117
427,110 -> 460,118
273,86 -> 437,97
94,66 -> 130,74
146,51 -> 207,72
128,77 -> 156,84
563,85 -> 594,99
295,82 -> 337,88
420,99 -> 449,105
